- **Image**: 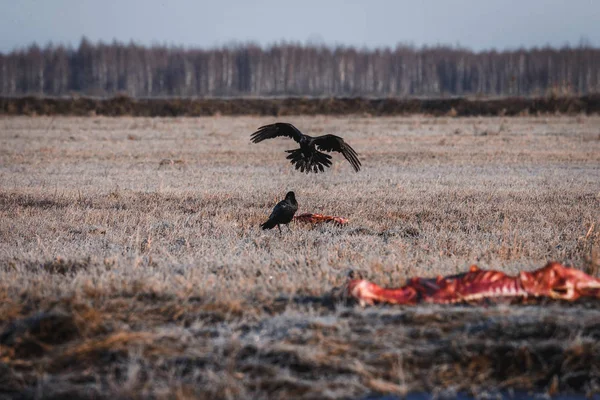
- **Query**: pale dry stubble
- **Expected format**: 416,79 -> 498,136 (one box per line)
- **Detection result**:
0,115 -> 599,398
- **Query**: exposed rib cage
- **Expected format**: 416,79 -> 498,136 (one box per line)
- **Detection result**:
293,213 -> 349,225
347,262 -> 600,306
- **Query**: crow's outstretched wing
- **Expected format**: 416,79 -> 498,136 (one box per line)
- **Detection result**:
250,123 -> 304,144
313,135 -> 361,172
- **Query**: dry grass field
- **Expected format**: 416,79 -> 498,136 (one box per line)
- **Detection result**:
0,115 -> 599,399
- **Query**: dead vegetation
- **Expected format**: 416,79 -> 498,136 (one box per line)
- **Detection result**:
1,94 -> 600,117
0,115 -> 599,398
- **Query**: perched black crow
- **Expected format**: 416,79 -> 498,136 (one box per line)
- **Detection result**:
260,191 -> 298,231
250,123 -> 361,173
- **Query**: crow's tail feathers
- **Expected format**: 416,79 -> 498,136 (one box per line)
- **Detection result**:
260,219 -> 277,230
285,149 -> 332,173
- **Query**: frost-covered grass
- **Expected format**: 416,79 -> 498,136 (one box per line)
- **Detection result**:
0,115 -> 599,398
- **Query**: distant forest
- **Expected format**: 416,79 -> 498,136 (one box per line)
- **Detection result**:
1,38 -> 599,98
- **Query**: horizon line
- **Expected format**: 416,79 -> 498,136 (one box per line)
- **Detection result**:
2,35 -> 598,55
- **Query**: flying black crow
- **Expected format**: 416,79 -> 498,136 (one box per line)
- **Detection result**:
250,123 -> 361,173
260,191 -> 298,231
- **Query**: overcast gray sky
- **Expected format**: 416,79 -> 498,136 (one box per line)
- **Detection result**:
1,0 -> 599,53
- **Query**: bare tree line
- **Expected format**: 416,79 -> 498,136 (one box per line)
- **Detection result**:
1,38 -> 599,97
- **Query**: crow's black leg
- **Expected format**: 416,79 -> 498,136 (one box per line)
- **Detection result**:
277,224 -> 281,233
